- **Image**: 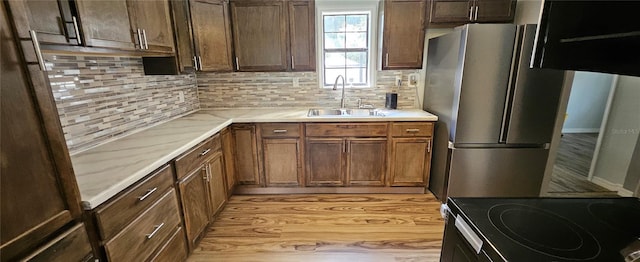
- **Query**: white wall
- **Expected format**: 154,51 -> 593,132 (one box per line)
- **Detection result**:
514,0 -> 543,25
591,75 -> 640,193
562,72 -> 614,133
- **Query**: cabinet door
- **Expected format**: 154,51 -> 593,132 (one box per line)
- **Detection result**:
429,0 -> 472,24
288,0 -> 315,71
6,0 -> 80,45
231,0 -> 288,71
232,124 -> 261,185
263,138 -> 302,186
390,138 -> 432,186
382,0 -> 427,69
75,0 -> 136,49
177,167 -> 210,249
475,0 -> 516,23
221,128 -> 236,196
191,0 -> 234,71
206,152 -> 227,218
347,138 -> 387,186
170,0 -> 196,72
128,0 -> 175,52
1,4 -> 82,260
305,138 -> 345,186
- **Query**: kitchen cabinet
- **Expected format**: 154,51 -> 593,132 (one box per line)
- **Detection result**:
230,0 -> 315,71
232,124 -> 261,185
190,0 -> 234,71
429,0 -> 515,25
305,123 -> 388,187
178,167 -> 210,249
260,123 -> 304,187
21,224 -> 94,262
170,0 -> 196,72
5,0 -> 81,45
389,122 -> 433,186
381,0 -> 428,69
127,0 -> 175,52
1,2 -> 85,260
221,127 -> 237,196
206,151 -> 228,218
75,0 -> 136,49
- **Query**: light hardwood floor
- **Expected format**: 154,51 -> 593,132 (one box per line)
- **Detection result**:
188,194 -> 445,262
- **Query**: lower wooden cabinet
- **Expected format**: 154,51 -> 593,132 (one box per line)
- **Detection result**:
390,137 -> 432,186
347,138 -> 387,186
221,127 -> 237,196
148,227 -> 188,262
232,124 -> 261,185
263,138 -> 303,186
207,152 -> 227,218
177,167 -> 210,249
21,223 -> 94,262
305,138 -> 345,186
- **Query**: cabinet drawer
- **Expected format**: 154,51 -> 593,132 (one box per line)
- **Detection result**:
22,223 -> 93,262
95,165 -> 174,240
148,227 -> 188,262
175,134 -> 221,179
260,123 -> 300,138
391,122 -> 434,137
104,189 -> 182,262
306,123 -> 388,137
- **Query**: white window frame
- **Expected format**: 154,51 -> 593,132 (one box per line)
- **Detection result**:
316,0 -> 379,88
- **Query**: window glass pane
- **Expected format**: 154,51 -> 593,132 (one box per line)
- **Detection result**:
324,32 -> 345,49
346,68 -> 368,85
325,68 -> 346,86
325,52 -> 346,68
346,15 -> 367,32
346,32 -> 367,48
324,15 -> 345,32
345,52 -> 366,67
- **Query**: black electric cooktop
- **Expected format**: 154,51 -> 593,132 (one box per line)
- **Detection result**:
447,197 -> 640,261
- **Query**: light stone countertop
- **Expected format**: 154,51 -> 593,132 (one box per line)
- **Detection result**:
72,108 -> 438,209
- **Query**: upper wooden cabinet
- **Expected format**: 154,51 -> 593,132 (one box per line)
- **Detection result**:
190,0 -> 234,71
1,2 -> 83,259
230,0 -> 315,72
5,0 -> 81,45
382,0 -> 428,69
75,0 -> 136,49
429,0 -> 516,25
127,0 -> 175,52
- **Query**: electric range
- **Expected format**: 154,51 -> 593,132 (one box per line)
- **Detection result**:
440,197 -> 640,262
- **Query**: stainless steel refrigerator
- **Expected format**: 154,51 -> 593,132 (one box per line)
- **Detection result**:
424,24 -> 565,201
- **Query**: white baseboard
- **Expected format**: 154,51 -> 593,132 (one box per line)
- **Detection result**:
562,128 -> 600,133
591,177 -> 633,196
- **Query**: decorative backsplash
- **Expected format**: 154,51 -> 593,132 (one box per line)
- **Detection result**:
197,70 -> 421,109
45,54 -> 199,154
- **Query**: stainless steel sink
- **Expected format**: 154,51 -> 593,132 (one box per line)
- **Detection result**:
307,108 -> 385,117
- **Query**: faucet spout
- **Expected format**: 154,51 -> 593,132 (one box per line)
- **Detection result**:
333,75 -> 346,108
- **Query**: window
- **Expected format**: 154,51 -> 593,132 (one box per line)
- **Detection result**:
317,2 -> 378,88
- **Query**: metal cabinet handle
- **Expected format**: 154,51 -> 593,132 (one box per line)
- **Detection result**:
385,53 -> 389,66
142,29 -> 148,49
198,56 -> 203,70
235,57 -> 240,71
193,56 -> 199,70
273,129 -> 288,133
71,16 -> 82,45
146,222 -> 165,239
137,187 -> 158,201
199,148 -> 211,157
474,6 -> 479,21
469,5 -> 474,20
291,56 -> 295,69
136,28 -> 144,49
427,140 -> 431,153
406,128 -> 420,133
29,30 -> 46,71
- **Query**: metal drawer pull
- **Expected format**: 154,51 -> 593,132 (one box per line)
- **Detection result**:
146,222 -> 165,239
406,128 -> 421,133
137,187 -> 158,201
199,148 -> 211,157
273,129 -> 288,133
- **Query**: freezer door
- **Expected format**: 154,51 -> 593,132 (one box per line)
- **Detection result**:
502,24 -> 566,144
447,147 -> 548,198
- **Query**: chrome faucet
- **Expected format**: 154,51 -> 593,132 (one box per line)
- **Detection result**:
333,75 -> 346,108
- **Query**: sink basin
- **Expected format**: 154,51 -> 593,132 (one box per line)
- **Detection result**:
307,108 -> 385,117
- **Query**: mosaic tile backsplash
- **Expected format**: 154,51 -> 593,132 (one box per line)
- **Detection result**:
197,70 -> 422,109
45,54 -> 199,154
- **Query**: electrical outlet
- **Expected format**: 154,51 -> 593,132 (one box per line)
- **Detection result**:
293,77 -> 300,87
408,73 -> 418,87
178,91 -> 185,103
395,76 -> 402,87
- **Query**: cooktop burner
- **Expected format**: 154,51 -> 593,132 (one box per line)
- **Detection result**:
488,203 -> 602,260
588,202 -> 640,236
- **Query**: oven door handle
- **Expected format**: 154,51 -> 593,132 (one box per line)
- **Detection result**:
455,214 -> 484,254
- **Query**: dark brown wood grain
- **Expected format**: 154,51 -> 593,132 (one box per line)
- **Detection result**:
232,124 -> 261,185
207,152 -> 228,218
389,137 -> 432,186
177,167 -> 210,250
190,0 -> 234,71
221,128 -> 237,196
169,0 -> 196,72
305,123 -> 388,137
94,165 -> 175,240
429,0 -> 472,24
175,135 -> 219,180
391,122 -> 434,137
288,0 -> 315,71
382,0 -> 428,69
5,0 -> 80,45
305,138 -> 346,186
127,0 -> 175,52
260,123 -> 301,138
148,227 -> 188,262
347,138 -> 387,186
429,0 -> 515,25
474,0 -> 516,23
75,0 -> 136,49
263,138 -> 303,187
22,223 -> 93,262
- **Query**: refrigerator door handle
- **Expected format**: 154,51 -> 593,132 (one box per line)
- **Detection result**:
499,25 -> 524,143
